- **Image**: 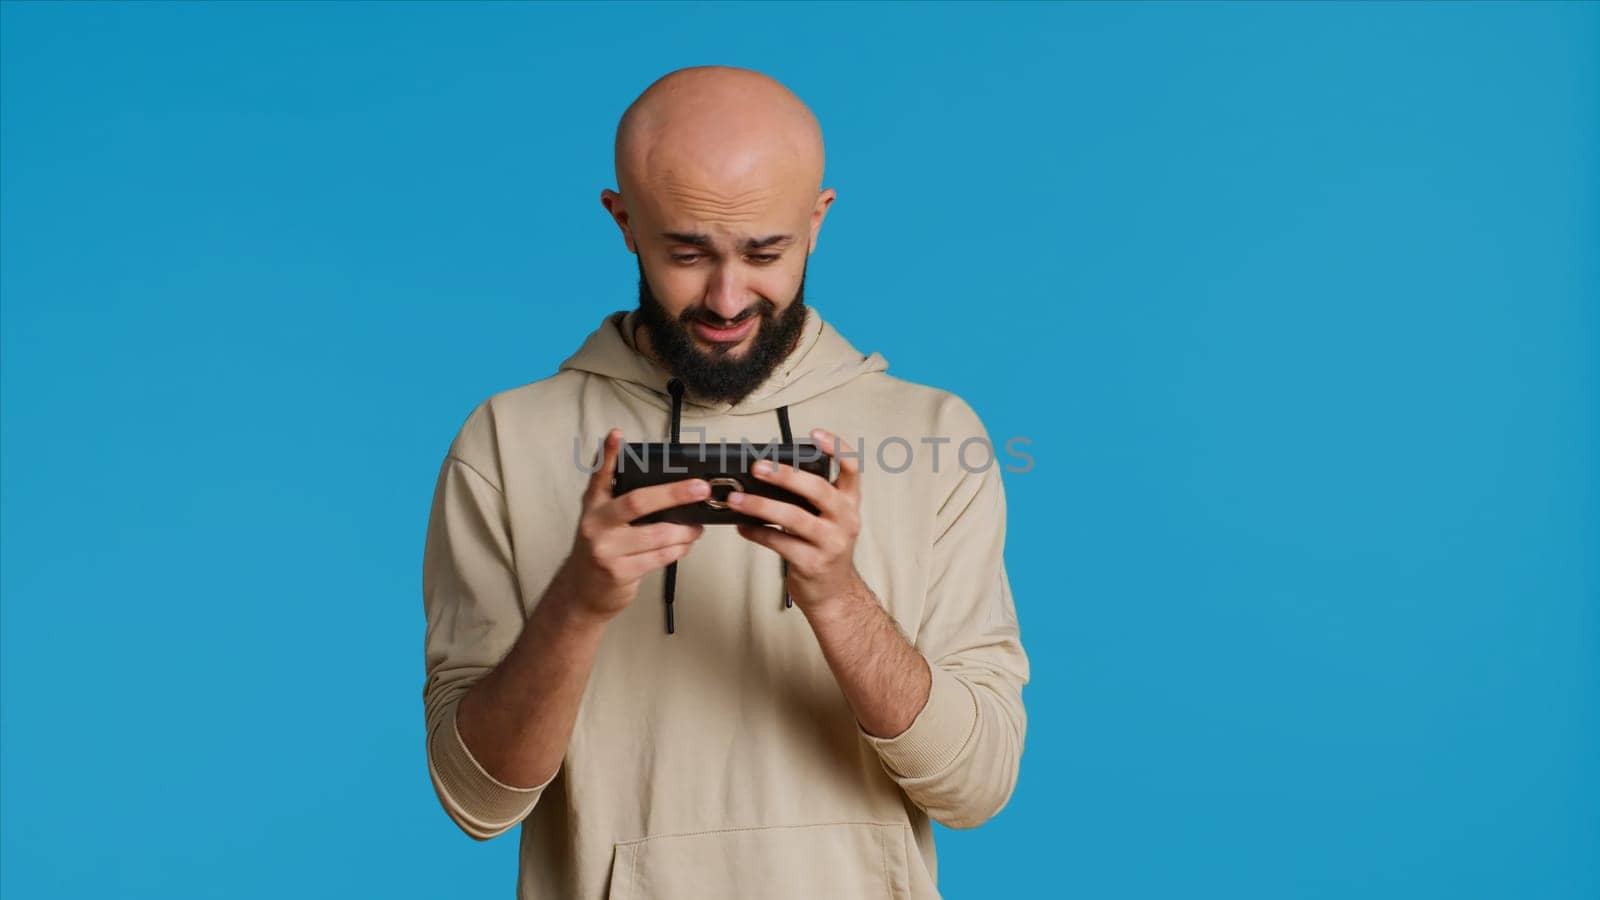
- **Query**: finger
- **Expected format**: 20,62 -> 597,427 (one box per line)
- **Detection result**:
611,539 -> 697,581
749,457 -> 844,517
585,428 -> 622,504
603,521 -> 705,557
727,491 -> 826,542
600,477 -> 711,527
735,522 -> 813,564
810,428 -> 861,498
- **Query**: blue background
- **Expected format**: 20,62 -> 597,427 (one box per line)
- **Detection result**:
2,2 -> 1595,897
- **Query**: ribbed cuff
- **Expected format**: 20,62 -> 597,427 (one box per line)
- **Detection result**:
427,699 -> 552,834
861,662 -> 979,779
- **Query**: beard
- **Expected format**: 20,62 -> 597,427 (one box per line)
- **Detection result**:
634,255 -> 810,405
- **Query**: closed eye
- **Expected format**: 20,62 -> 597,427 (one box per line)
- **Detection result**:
670,253 -> 783,265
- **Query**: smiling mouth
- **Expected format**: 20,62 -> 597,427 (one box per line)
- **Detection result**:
692,317 -> 758,344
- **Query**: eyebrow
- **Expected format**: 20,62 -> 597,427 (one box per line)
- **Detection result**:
661,232 -> 797,251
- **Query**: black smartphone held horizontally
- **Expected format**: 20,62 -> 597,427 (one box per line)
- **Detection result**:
611,440 -> 834,525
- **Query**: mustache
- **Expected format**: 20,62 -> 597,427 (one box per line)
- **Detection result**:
682,300 -> 776,329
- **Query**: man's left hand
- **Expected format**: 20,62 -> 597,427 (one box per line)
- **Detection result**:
730,427 -> 867,616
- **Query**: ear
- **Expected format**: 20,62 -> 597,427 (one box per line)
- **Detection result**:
600,189 -> 638,254
808,188 -> 837,254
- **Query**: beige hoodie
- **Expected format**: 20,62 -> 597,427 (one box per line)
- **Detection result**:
422,305 -> 1029,899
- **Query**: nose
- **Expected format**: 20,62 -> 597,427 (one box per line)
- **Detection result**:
702,264 -> 752,323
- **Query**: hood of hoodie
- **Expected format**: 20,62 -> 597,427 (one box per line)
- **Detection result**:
556,305 -> 890,417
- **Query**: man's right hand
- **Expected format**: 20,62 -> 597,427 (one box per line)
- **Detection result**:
551,428 -> 709,623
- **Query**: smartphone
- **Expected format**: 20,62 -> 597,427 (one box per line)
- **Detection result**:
611,440 -> 834,525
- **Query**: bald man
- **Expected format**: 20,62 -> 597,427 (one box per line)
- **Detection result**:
421,66 -> 1029,899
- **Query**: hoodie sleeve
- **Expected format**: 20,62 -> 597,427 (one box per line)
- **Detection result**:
422,427 -> 555,841
859,396 -> 1030,829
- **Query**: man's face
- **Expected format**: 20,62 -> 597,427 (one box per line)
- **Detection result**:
633,239 -> 810,405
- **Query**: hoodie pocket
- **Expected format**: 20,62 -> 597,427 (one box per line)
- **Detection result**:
605,821 -> 916,900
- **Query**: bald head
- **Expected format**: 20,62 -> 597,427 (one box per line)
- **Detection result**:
615,66 -> 825,201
